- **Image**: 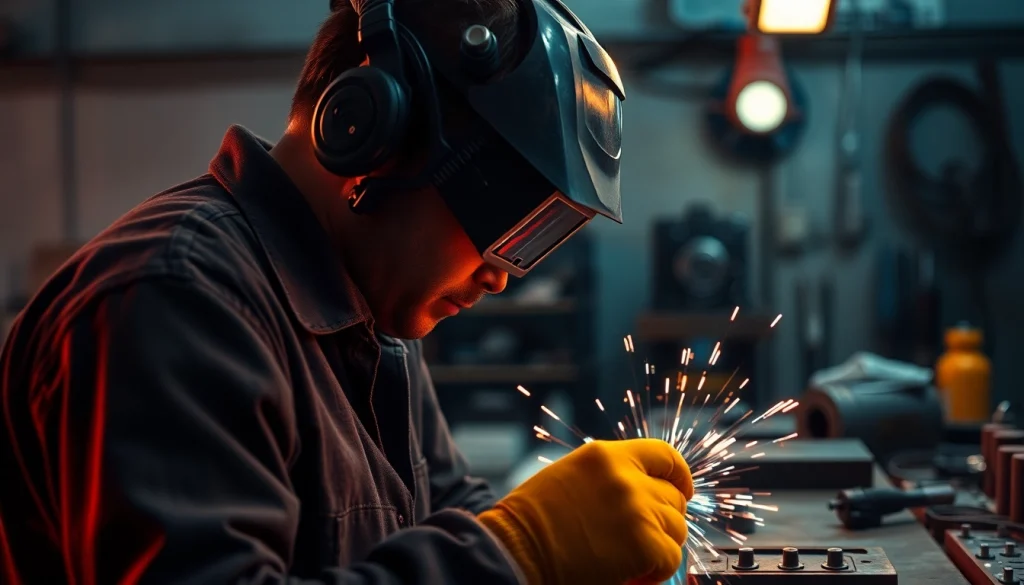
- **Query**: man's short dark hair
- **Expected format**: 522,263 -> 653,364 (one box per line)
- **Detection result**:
290,0 -> 524,122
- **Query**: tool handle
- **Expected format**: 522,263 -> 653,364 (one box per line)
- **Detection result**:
904,483 -> 957,508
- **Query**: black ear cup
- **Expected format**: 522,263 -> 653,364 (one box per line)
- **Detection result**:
312,66 -> 410,177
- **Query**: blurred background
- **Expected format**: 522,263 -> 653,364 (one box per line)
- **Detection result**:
1,0 -> 1022,491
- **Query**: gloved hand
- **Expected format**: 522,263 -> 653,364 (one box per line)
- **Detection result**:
478,439 -> 693,585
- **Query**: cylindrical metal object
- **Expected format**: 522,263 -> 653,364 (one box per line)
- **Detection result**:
735,547 -> 758,570
996,445 -> 1024,515
990,430 -> 1024,498
1011,453 -> 1024,524
960,523 -> 972,538
1001,566 -> 1014,583
978,543 -> 992,559
978,424 -> 1011,495
797,381 -> 943,462
779,547 -> 803,569
1004,542 -> 1018,557
982,423 -> 1012,497
823,547 -> 848,570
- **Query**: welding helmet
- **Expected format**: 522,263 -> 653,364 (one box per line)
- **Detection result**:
313,0 -> 625,277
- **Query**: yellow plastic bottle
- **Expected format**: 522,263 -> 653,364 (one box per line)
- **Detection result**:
935,322 -> 991,424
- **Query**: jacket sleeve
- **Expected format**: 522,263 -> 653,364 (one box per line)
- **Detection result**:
408,341 -> 499,514
47,277 -> 521,585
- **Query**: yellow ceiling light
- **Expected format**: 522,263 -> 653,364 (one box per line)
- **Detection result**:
749,0 -> 837,35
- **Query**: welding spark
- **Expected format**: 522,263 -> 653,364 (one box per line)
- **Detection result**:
516,306 -> 794,584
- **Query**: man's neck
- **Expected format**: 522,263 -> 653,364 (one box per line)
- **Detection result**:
269,124 -> 356,250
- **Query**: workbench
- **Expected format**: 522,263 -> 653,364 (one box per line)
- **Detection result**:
514,441 -> 971,584
694,467 -> 969,585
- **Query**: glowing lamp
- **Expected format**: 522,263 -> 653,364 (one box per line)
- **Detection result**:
704,33 -> 808,164
748,0 -> 837,34
726,35 -> 793,135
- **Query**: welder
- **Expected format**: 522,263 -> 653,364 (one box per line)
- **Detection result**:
0,1 -> 694,584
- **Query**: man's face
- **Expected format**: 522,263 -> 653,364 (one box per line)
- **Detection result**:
341,186 -> 508,339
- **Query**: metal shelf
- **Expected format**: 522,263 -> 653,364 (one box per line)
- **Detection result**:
623,27 -> 1024,64
636,311 -> 779,342
3,26 -> 1024,89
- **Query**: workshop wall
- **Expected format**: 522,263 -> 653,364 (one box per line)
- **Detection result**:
1,0 -> 1023,413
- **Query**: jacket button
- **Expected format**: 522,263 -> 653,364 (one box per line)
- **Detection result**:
397,514 -> 405,526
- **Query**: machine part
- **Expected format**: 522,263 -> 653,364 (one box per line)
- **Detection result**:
823,547 -> 850,571
924,506 -> 1024,543
652,204 -> 749,311
686,546 -> 897,584
1012,454 -> 1024,524
726,439 -> 873,490
828,484 -> 956,530
673,236 -> 730,299
735,547 -> 759,570
884,68 -> 1023,275
459,24 -> 500,81
996,446 -> 1024,516
945,528 -> 1024,585
797,379 -> 944,464
982,423 -> 1015,496
989,430 -> 1024,498
779,547 -> 805,570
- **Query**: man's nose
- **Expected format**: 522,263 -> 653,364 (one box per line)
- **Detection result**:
477,264 -> 508,295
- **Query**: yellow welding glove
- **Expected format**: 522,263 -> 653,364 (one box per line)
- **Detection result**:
478,439 -> 693,585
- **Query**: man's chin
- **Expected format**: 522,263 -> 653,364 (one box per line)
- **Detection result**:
377,317 -> 439,340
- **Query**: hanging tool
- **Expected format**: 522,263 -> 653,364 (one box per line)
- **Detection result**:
796,275 -> 834,387
833,0 -> 868,251
795,277 -> 821,386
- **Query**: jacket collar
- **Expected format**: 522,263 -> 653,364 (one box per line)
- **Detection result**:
209,125 -> 372,334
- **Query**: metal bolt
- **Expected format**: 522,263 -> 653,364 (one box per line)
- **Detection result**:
462,25 -> 493,52
822,547 -> 848,570
1004,542 -> 1019,557
779,547 -> 804,570
1001,566 -> 1015,583
734,547 -> 758,570
978,544 -> 994,559
960,523 -> 972,538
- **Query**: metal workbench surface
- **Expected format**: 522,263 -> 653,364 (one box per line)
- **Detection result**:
697,467 -> 969,585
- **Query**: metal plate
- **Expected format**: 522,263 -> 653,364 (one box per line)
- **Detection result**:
687,546 -> 898,584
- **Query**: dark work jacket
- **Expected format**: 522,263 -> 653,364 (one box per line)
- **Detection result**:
0,126 -> 525,585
